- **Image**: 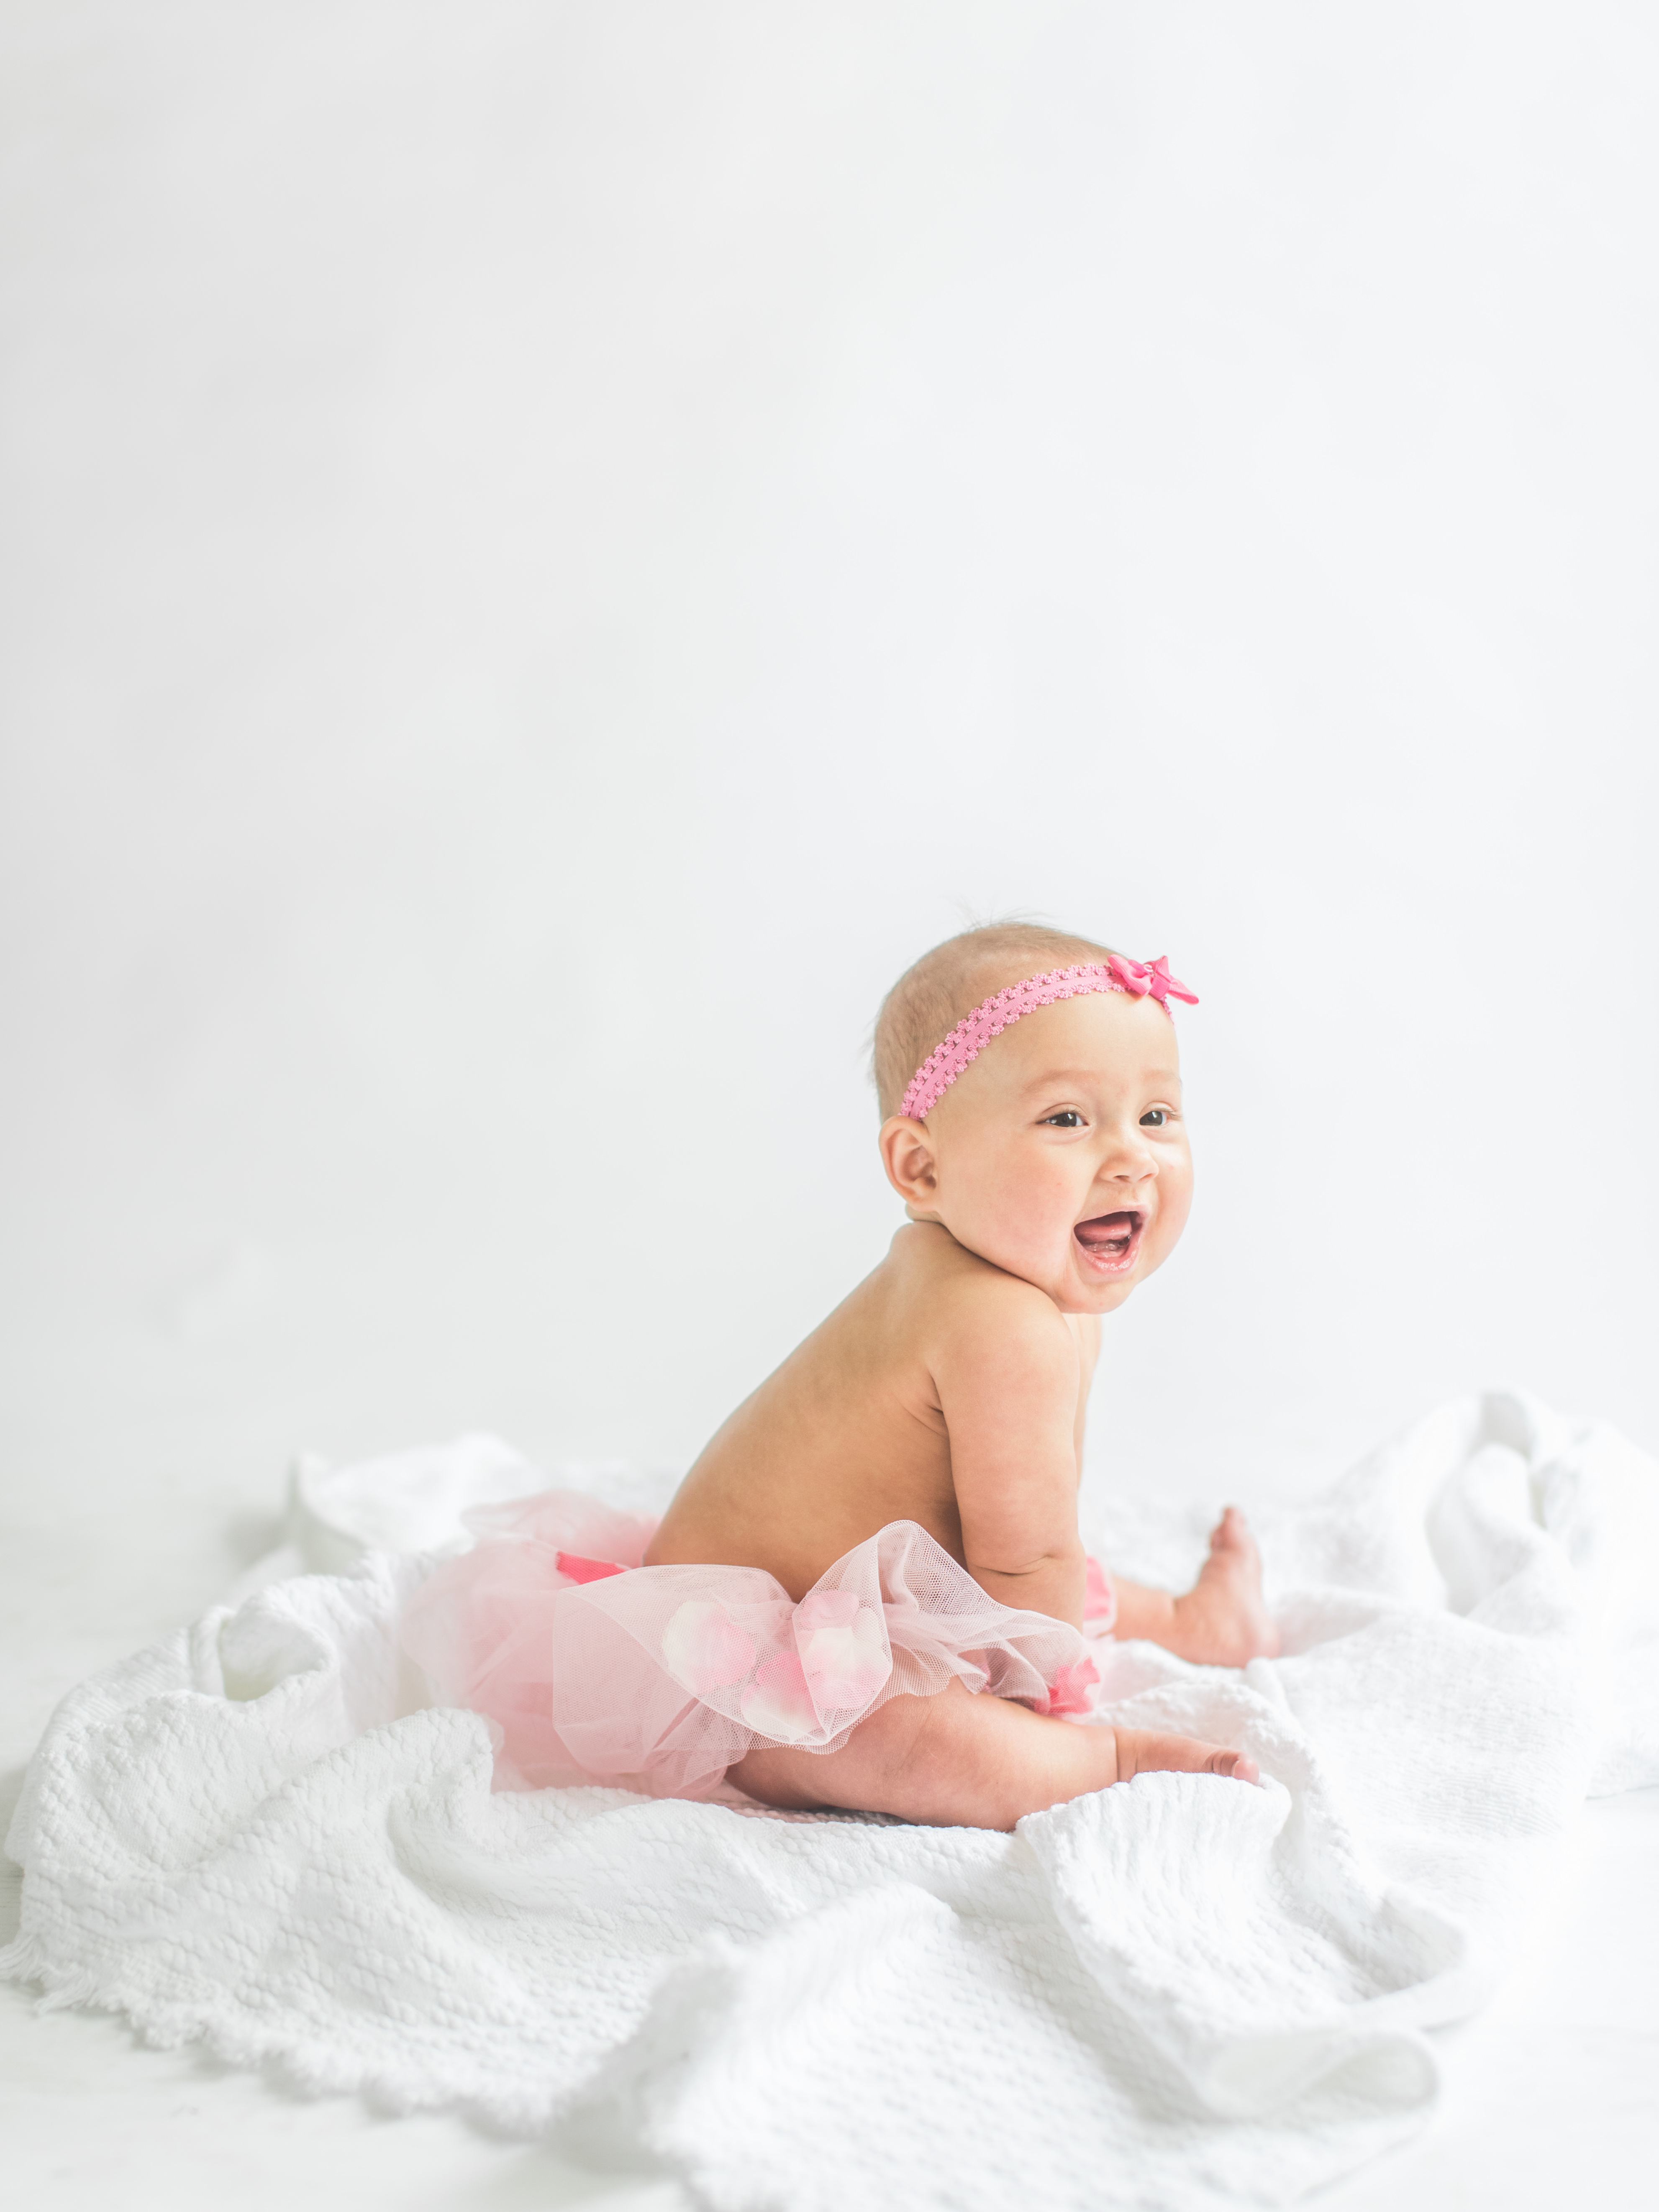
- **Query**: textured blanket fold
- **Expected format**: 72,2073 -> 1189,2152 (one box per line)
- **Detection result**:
5,1392 -> 1657,2211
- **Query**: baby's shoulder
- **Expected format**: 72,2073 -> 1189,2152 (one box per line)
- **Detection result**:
888,1225 -> 1073,1369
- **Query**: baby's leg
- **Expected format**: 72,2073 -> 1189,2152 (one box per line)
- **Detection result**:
1111,1507 -> 1281,1666
730,1679 -> 1256,1831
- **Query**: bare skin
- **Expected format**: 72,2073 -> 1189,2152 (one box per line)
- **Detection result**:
733,1681 -> 1256,1829
1113,1507 -> 1281,1668
647,985 -> 1278,1827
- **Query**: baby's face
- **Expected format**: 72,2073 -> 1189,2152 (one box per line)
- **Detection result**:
903,990 -> 1193,1314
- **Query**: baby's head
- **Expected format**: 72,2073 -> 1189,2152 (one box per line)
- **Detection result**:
873,923 -> 1195,1315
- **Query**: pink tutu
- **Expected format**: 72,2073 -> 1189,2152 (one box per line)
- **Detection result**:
400,1489 -> 1116,1799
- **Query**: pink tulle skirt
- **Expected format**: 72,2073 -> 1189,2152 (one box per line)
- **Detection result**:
400,1489 -> 1117,1800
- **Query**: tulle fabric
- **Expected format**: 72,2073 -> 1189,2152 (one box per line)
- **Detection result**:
400,1489 -> 1112,1800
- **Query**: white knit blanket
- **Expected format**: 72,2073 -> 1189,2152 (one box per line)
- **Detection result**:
6,1394 -> 1658,2211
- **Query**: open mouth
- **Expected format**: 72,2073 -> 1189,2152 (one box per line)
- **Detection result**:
1074,1209 -> 1146,1274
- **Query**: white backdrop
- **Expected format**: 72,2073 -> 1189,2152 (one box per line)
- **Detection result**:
3,2 -> 1656,1753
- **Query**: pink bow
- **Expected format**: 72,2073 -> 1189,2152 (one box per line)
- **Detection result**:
556,1551 -> 626,1584
1041,1657 -> 1100,1717
1106,953 -> 1199,1007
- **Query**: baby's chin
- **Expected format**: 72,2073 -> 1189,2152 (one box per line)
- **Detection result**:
1046,1268 -> 1144,1315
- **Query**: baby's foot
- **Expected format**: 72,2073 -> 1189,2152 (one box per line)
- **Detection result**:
1167,1507 -> 1281,1667
1112,1726 -> 1259,1786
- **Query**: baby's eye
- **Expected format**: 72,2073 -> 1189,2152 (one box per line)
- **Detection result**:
1040,1110 -> 1085,1128
1139,1107 -> 1169,1128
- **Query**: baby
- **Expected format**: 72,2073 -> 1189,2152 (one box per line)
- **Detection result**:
404,923 -> 1278,1829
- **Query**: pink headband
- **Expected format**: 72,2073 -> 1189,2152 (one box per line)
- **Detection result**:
898,955 -> 1197,1123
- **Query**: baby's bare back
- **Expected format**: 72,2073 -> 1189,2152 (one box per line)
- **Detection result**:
646,1225 -> 1096,1603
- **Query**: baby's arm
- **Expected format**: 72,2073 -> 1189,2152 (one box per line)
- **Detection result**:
933,1277 -> 1280,1666
932,1283 -> 1088,1626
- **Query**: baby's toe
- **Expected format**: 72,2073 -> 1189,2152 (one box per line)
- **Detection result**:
1210,1505 -> 1248,1553
1213,1748 -> 1259,1784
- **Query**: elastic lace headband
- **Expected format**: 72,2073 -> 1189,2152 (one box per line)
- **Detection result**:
898,955 -> 1197,1123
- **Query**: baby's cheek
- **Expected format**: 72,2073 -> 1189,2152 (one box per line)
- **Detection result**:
1157,1161 -> 1195,1244
995,1197 -> 1062,1261
989,1191 -> 1071,1275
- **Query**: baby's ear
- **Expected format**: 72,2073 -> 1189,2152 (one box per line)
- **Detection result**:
879,1115 -> 939,1205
